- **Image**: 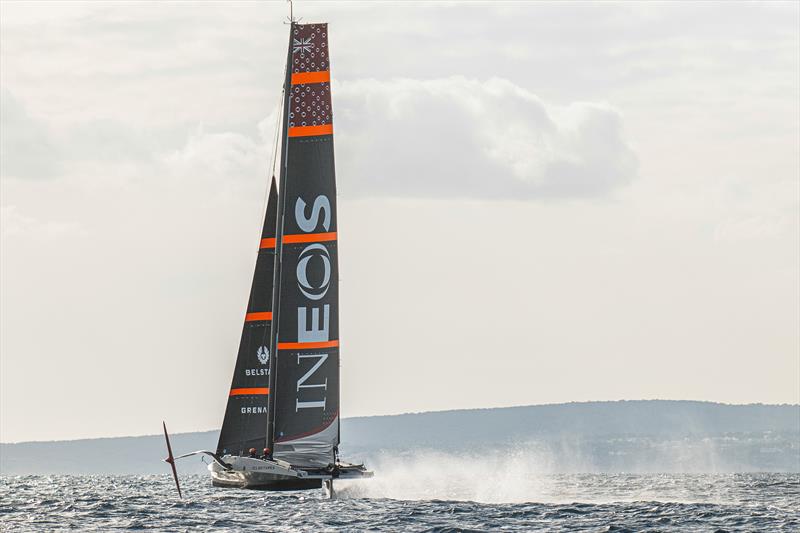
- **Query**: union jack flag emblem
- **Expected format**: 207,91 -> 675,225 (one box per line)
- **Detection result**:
293,37 -> 312,56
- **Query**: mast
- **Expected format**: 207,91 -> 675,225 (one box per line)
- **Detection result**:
266,21 -> 295,456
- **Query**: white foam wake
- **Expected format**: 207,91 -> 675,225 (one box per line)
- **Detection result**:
337,448 -> 565,503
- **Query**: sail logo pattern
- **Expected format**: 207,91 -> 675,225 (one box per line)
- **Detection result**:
291,25 -> 328,72
280,193 -> 336,412
289,84 -> 331,128
292,37 -> 313,56
257,346 -> 270,365
295,353 -> 328,411
297,244 -> 331,301
289,24 -> 332,135
241,406 -> 268,414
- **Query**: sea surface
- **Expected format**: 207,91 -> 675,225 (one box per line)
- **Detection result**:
1,473 -> 798,532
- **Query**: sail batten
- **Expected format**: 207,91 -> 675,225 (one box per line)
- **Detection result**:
282,231 -> 337,243
289,124 -> 334,137
244,312 -> 272,322
229,387 -> 270,396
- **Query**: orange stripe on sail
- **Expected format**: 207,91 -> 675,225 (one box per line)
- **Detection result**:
229,387 -> 269,396
245,312 -> 272,322
260,237 -> 276,249
288,124 -> 333,137
282,231 -> 337,244
291,71 -> 330,85
278,340 -> 339,350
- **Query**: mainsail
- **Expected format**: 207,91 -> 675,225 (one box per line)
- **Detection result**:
216,178 -> 278,456
268,23 -> 340,468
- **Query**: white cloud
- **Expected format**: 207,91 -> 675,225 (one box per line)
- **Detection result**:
162,128 -> 269,185
0,205 -> 82,239
713,179 -> 799,242
14,74 -> 635,202
0,89 -> 59,180
335,77 -> 637,199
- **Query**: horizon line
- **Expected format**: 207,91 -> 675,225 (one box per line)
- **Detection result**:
2,398 -> 798,445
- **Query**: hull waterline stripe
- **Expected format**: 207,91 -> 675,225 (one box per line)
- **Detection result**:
230,387 -> 269,396
282,231 -> 337,244
278,340 -> 339,350
291,71 -> 330,85
288,124 -> 333,137
260,237 -> 276,249
244,312 -> 272,322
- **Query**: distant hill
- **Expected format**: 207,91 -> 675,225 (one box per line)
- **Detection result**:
2,401 -> 798,475
342,400 -> 800,450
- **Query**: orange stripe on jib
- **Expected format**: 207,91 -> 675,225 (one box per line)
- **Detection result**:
288,124 -> 333,137
278,340 -> 339,350
283,231 -> 337,244
291,71 -> 330,85
229,387 -> 269,396
245,312 -> 272,322
260,237 -> 276,249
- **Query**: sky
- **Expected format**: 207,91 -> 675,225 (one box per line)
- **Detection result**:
1,1 -> 798,443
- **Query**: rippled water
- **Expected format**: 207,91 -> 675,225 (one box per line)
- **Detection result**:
1,473 -> 798,531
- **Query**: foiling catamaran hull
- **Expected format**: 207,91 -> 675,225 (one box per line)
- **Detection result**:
208,456 -> 372,491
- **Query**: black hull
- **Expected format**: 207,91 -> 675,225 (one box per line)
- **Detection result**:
211,478 -> 323,491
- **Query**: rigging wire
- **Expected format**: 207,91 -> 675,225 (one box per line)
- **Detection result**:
270,85 -> 284,180
257,1 -> 292,228
262,73 -> 285,221
253,60 -> 288,342
246,53 -> 286,331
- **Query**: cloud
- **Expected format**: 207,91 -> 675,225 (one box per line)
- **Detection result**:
146,77 -> 638,202
713,179 -> 799,242
0,205 -> 82,239
335,77 -> 638,199
141,76 -> 638,202
162,127 -> 269,185
0,89 -> 59,180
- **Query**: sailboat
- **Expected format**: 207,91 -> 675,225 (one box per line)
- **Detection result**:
162,20 -> 372,495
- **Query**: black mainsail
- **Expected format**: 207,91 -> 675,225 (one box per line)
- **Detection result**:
268,23 -> 340,468
216,178 -> 278,457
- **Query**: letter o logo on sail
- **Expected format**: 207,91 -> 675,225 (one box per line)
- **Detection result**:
296,243 -> 331,300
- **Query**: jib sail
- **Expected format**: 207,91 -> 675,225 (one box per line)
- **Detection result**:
216,178 -> 278,456
267,22 -> 340,468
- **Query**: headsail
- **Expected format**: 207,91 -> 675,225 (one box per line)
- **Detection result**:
269,23 -> 340,468
216,178 -> 278,456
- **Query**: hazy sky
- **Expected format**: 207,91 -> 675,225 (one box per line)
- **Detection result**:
1,1 -> 798,443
